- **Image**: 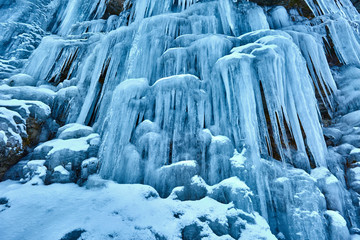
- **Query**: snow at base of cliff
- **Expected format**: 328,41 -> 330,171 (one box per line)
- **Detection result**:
0,176 -> 276,240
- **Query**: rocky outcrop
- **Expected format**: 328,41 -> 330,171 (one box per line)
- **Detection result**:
0,97 -> 55,180
103,0 -> 127,18
0,73 -> 60,180
351,0 -> 360,12
4,123 -> 101,185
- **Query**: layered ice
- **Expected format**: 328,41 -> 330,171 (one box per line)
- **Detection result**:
2,0 -> 360,239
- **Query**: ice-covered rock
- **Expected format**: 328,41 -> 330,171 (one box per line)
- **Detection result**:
2,0 -> 360,238
324,127 -> 343,146
0,99 -> 53,180
270,168 -> 327,239
0,85 -> 55,106
348,167 -> 360,193
208,177 -> 254,213
218,0 -> 269,36
22,160 -> 47,184
333,66 -> 360,114
171,175 -> 255,213
80,157 -> 100,180
311,167 -> 347,215
267,6 -> 292,29
349,148 -> 360,163
324,210 -> 351,240
49,165 -> 71,184
6,74 -> 36,87
21,123 -> 101,184
155,161 -> 199,197
57,123 -> 94,140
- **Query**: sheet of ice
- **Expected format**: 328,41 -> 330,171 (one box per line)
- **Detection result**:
325,17 -> 360,66
2,0 -> 360,238
215,34 -> 327,167
267,6 -> 292,29
304,0 -> 360,20
218,0 -> 269,36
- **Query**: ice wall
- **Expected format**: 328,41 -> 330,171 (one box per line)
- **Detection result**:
3,0 -> 360,239
305,0 -> 360,20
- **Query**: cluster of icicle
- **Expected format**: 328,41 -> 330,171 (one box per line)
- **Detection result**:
19,0 -> 360,239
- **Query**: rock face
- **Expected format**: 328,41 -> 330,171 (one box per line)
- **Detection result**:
0,96 -> 54,180
351,0 -> 360,11
103,0 -> 127,18
4,123 -> 100,185
1,0 -> 360,239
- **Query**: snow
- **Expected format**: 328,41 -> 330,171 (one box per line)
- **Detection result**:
213,177 -> 249,193
54,166 -> 70,175
36,135 -> 93,156
23,160 -> 47,183
324,210 -> 351,240
0,85 -> 55,106
229,149 -> 247,168
30,126 -> 100,176
325,210 -> 347,227
26,160 -> 46,168
161,160 -> 197,169
0,99 -> 51,120
57,123 -> 94,140
7,74 -> 36,86
81,158 -> 100,180
0,106 -> 27,147
0,179 -> 276,240
2,0 -> 360,238
350,148 -> 360,154
0,130 -> 7,144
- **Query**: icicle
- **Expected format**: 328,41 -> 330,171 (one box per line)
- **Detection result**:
304,0 -> 360,20
99,78 -> 149,183
218,0 -> 269,36
55,0 -> 107,35
325,17 -> 360,66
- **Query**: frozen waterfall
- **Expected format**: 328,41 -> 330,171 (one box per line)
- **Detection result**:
2,0 -> 360,239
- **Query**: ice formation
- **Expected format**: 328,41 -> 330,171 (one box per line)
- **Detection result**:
1,0 -> 360,239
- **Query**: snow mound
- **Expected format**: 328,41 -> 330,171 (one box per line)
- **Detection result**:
0,179 -> 276,240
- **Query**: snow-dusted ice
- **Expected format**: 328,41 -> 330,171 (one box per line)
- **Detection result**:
1,0 -> 360,239
0,178 -> 276,240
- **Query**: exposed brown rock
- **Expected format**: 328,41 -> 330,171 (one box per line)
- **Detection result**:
0,117 -> 46,180
0,145 -> 23,181
351,0 -> 360,12
103,0 -> 127,18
